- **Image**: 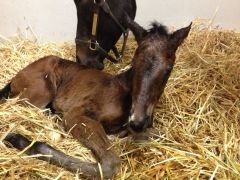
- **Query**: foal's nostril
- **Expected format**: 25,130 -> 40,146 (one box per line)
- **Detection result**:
129,115 -> 151,132
129,120 -> 145,132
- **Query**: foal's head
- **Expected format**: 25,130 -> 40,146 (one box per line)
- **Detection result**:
126,17 -> 191,132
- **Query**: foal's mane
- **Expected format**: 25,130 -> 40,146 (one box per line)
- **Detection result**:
148,22 -> 169,37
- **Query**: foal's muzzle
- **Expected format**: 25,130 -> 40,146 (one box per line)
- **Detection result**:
128,115 -> 152,132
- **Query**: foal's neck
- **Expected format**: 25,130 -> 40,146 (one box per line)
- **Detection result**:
116,67 -> 133,92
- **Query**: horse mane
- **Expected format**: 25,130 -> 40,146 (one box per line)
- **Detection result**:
148,22 -> 169,36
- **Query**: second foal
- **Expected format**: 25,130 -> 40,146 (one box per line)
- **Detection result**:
1,19 -> 191,178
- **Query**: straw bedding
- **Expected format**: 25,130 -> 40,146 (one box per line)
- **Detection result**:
0,22 -> 239,179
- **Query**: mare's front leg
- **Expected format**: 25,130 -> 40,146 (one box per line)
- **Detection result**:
63,108 -> 121,179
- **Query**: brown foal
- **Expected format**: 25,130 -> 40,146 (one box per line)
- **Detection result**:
0,17 -> 191,179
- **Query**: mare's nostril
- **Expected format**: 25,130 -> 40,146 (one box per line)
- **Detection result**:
97,63 -> 104,70
88,60 -> 104,70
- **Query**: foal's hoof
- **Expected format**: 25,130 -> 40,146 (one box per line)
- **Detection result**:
101,152 -> 121,179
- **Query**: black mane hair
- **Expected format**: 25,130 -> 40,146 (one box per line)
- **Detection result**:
148,22 -> 169,36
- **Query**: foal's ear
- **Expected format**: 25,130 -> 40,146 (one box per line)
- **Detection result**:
169,22 -> 192,52
123,13 -> 147,44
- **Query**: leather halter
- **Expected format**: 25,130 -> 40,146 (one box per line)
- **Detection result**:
75,0 -> 129,63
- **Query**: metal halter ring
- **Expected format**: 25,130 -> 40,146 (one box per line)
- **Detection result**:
89,40 -> 99,51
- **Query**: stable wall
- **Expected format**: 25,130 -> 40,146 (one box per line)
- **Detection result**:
0,0 -> 239,42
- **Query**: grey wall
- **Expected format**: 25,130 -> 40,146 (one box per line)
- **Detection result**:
0,0 -> 76,42
0,0 -> 239,42
136,0 -> 240,29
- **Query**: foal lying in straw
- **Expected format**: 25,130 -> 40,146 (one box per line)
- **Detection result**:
0,18 -> 191,179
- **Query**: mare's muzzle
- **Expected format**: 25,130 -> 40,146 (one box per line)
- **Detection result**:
76,53 -> 104,70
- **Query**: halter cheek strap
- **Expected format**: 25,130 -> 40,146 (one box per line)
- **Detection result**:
89,1 -> 100,51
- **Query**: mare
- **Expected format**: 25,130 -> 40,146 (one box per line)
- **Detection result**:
74,0 -> 137,70
0,17 -> 191,179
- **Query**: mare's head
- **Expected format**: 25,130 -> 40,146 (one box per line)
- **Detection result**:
74,0 -> 136,70
126,17 -> 191,132
74,0 -> 106,70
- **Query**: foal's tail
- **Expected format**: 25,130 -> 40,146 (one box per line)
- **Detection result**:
0,82 -> 11,100
3,133 -> 100,178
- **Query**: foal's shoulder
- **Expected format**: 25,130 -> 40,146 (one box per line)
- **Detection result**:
37,55 -> 62,63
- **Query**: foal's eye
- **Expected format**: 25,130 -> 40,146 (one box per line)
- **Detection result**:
167,65 -> 172,70
166,51 -> 175,59
162,65 -> 173,78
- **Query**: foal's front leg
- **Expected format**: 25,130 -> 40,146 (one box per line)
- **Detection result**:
63,109 -> 121,179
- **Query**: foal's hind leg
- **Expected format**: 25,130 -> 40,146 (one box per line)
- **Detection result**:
63,109 -> 121,178
10,72 -> 56,108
